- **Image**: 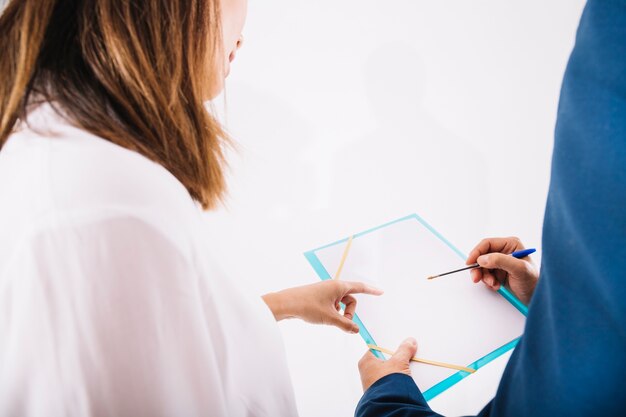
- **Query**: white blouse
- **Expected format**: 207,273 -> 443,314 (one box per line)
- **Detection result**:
0,104 -> 298,416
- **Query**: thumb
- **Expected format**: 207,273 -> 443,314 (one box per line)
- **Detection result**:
329,313 -> 360,334
392,338 -> 418,363
477,253 -> 527,276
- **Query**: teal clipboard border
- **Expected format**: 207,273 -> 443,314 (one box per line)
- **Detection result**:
303,213 -> 528,401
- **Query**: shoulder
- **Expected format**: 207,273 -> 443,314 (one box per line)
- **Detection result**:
0,103 -> 201,251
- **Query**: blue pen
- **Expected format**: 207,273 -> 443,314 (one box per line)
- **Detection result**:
426,248 -> 537,280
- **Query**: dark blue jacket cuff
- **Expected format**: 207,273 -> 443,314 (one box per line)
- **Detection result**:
355,373 -> 442,417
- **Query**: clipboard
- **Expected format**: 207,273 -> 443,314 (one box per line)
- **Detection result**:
304,214 -> 527,400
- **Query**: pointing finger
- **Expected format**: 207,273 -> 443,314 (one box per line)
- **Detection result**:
343,281 -> 384,296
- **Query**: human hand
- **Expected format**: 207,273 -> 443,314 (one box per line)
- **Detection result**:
466,237 -> 539,305
262,280 -> 383,333
358,338 -> 417,391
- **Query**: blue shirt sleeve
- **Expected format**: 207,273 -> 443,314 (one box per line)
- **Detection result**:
356,373 -> 492,417
356,373 -> 445,417
356,0 -> 626,415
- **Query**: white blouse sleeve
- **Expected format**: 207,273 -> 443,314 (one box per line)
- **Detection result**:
0,214 -> 230,417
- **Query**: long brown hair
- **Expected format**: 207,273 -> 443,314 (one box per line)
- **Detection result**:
0,0 -> 229,210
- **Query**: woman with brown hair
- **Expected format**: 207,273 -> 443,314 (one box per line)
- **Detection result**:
0,1 -> 381,415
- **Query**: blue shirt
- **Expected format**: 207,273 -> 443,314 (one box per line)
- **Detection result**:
356,1 -> 626,416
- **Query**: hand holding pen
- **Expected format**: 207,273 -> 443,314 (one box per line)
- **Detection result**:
466,237 -> 539,305
428,237 -> 539,305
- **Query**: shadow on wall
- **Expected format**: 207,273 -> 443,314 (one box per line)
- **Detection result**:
329,42 -> 489,236
221,81 -> 320,219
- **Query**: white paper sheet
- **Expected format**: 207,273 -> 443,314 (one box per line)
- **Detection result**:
308,215 -> 526,397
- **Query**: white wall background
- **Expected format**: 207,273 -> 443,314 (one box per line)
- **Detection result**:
205,1 -> 586,416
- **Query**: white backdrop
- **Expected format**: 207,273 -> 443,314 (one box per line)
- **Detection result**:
204,1 -> 585,416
